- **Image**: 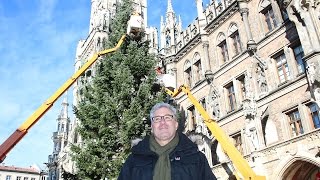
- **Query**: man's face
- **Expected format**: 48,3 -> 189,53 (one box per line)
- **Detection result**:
151,107 -> 178,146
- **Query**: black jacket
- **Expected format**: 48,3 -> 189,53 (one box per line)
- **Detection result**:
118,133 -> 217,180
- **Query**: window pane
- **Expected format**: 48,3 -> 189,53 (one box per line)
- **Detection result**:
309,103 -> 320,129
231,32 -> 241,55
187,106 -> 196,129
270,9 -> 277,27
276,54 -> 290,83
227,85 -> 236,111
233,134 -> 243,154
293,45 -> 305,73
288,110 -> 304,136
264,7 -> 277,31
219,40 -> 229,62
185,67 -> 192,87
194,60 -> 202,82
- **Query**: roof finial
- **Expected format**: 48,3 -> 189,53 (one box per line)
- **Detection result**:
167,0 -> 173,13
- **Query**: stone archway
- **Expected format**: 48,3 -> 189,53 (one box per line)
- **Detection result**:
274,156 -> 320,180
282,160 -> 320,180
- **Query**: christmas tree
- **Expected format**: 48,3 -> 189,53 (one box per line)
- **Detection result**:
71,0 -> 165,179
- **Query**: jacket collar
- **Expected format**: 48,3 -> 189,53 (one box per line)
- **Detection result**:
131,132 -> 198,156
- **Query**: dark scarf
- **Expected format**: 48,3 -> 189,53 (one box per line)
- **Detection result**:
149,133 -> 179,180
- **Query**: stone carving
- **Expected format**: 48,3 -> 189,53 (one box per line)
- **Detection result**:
256,65 -> 268,94
166,35 -> 171,47
245,125 -> 259,151
315,88 -> 320,104
243,98 -> 256,119
307,62 -> 320,86
307,62 -> 320,105
209,85 -> 220,118
300,0 -> 320,9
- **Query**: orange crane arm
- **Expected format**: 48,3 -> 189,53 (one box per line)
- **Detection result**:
165,84 -> 266,180
0,35 -> 127,163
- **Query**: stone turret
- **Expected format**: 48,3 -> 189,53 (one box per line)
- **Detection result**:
159,0 -> 183,55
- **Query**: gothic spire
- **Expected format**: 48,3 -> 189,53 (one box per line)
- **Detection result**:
167,0 -> 173,13
61,94 -> 69,119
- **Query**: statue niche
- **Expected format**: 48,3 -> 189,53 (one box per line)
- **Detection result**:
209,85 -> 220,118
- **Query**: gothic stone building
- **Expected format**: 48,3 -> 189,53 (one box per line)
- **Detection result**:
158,0 -> 320,179
48,0 -> 320,179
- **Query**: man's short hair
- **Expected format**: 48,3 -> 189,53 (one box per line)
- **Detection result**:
149,102 -> 177,122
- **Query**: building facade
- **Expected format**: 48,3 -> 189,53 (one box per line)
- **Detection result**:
0,165 -> 48,180
158,0 -> 320,179
48,0 -> 320,179
47,97 -> 71,180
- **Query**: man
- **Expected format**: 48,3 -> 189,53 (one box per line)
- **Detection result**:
118,102 -> 217,180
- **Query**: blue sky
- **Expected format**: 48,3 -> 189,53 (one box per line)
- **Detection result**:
0,0 -> 209,169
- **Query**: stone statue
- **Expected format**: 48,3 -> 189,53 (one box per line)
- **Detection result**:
209,85 -> 220,118
307,62 -> 320,85
245,127 -> 258,151
257,65 -> 268,93
166,35 -> 171,47
307,62 -> 320,105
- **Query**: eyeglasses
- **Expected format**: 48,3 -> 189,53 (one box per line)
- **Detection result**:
151,115 -> 174,123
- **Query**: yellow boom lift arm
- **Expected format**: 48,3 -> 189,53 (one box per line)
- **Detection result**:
164,84 -> 266,180
0,35 -> 127,163
0,7 -> 145,163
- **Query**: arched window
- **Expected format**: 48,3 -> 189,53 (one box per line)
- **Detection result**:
262,117 -> 279,145
184,60 -> 192,87
259,0 -> 278,32
61,124 -> 65,132
228,23 -> 242,56
166,29 -> 171,47
217,33 -> 229,63
174,28 -> 178,43
193,53 -> 203,83
166,36 -> 171,47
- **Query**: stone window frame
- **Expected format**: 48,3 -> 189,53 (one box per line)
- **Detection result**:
192,52 -> 203,84
268,40 -> 305,87
281,103 -> 316,139
287,109 -> 304,137
224,81 -> 237,113
288,41 -> 306,76
187,105 -> 196,131
228,23 -> 242,58
271,50 -> 291,85
217,33 -> 229,65
235,74 -> 246,104
230,131 -> 244,155
184,60 -> 193,87
258,0 -> 282,34
307,103 -> 320,129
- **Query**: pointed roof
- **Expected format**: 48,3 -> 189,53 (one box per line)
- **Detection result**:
167,0 -> 173,13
